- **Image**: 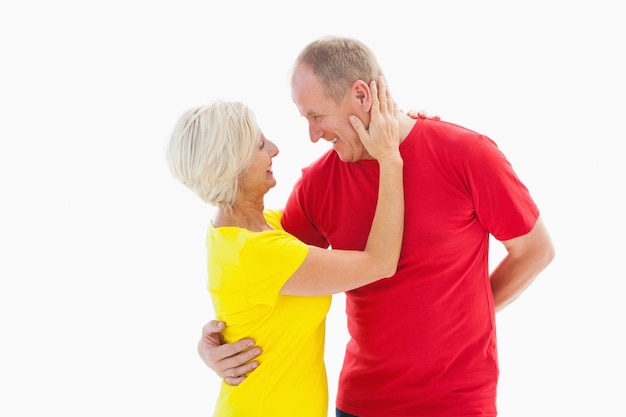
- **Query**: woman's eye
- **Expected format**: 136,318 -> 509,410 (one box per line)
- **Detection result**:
260,141 -> 265,149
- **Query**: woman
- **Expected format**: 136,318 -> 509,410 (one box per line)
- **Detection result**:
166,78 -> 403,417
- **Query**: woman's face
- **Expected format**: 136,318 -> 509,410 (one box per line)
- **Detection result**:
240,132 -> 279,199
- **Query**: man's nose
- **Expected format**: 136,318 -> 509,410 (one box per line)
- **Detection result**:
309,124 -> 323,143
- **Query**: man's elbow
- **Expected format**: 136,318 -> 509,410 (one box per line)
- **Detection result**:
534,234 -> 555,273
542,239 -> 556,269
530,217 -> 556,271
381,258 -> 401,279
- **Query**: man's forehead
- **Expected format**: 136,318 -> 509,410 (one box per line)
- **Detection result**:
300,103 -> 333,119
292,92 -> 330,117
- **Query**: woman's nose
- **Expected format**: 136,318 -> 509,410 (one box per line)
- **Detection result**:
269,140 -> 279,156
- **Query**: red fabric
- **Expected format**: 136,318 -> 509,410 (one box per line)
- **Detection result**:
282,118 -> 539,417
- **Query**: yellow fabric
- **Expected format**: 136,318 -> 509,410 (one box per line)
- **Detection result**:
207,209 -> 332,417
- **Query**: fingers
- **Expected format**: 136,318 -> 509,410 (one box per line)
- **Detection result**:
225,376 -> 247,386
369,76 -> 390,115
203,338 -> 261,371
417,110 -> 439,120
216,339 -> 261,365
369,78 -> 380,116
197,320 -> 262,386
387,84 -> 397,115
203,320 -> 225,334
211,337 -> 256,359
355,76 -> 400,161
221,354 -> 260,380
210,342 -> 261,386
403,109 -> 441,120
349,115 -> 367,140
374,76 -> 389,114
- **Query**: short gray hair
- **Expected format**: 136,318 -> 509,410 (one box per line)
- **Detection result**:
293,35 -> 384,103
167,101 -> 259,209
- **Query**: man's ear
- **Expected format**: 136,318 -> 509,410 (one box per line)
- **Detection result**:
351,80 -> 372,112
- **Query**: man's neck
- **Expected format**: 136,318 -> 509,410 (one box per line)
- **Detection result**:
398,112 -> 418,144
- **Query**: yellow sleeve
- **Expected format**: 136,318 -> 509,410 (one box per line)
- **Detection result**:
239,229 -> 308,306
263,208 -> 283,230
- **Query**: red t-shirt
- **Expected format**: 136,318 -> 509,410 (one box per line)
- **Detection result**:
282,118 -> 539,417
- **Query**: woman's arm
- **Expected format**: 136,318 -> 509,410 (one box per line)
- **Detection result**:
281,77 -> 404,296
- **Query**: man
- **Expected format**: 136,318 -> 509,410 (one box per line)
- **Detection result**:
198,36 -> 554,416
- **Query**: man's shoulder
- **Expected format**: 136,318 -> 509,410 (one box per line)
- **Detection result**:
416,117 -> 484,138
408,118 -> 489,155
301,149 -> 339,177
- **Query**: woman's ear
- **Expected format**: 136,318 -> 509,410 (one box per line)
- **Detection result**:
351,80 -> 372,112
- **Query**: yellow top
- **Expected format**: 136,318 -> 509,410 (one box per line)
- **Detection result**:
207,209 -> 332,417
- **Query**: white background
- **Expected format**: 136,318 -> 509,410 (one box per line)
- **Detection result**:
1,1 -> 625,416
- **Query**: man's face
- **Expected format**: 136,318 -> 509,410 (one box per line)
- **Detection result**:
290,64 -> 370,162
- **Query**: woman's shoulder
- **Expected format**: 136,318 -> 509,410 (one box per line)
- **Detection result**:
263,208 -> 283,230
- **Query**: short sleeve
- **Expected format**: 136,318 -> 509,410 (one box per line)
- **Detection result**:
282,172 -> 330,248
467,135 -> 539,241
238,230 -> 309,306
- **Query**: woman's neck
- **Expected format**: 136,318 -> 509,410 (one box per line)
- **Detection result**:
213,199 -> 271,232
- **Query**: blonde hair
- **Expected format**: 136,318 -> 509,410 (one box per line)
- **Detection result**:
293,35 -> 384,103
166,101 -> 259,209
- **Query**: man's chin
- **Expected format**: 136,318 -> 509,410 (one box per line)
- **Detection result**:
335,151 -> 350,162
338,156 -> 359,163
331,144 -> 362,162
